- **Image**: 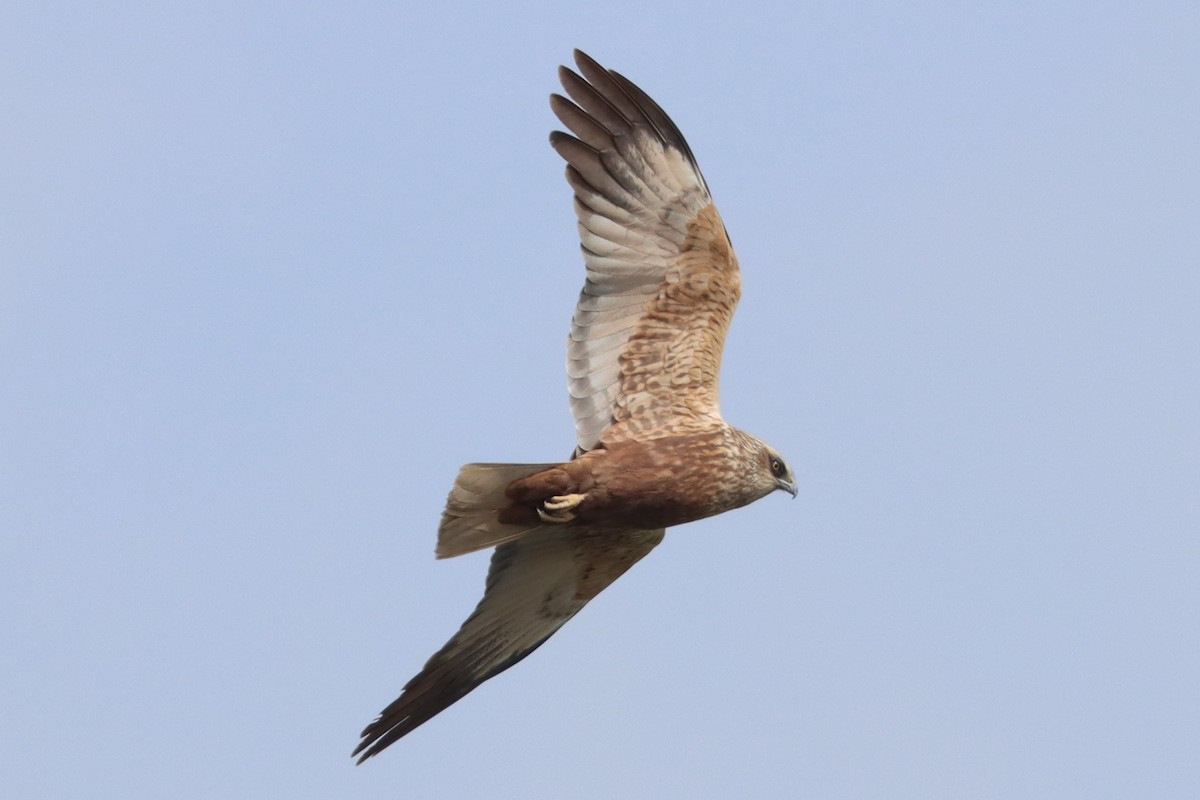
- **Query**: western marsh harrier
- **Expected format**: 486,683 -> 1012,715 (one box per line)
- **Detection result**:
354,50 -> 796,762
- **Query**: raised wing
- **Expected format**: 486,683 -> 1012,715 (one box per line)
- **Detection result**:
352,526 -> 664,762
551,50 -> 742,452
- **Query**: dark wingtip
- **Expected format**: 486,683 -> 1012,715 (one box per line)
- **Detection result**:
351,719 -> 384,764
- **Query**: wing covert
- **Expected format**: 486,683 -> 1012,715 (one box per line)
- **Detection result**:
551,50 -> 742,452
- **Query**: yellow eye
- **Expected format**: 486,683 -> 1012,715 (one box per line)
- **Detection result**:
770,458 -> 784,476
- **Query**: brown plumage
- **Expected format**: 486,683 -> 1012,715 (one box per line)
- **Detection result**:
353,49 -> 796,763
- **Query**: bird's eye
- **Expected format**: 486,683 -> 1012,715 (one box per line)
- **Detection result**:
770,458 -> 785,476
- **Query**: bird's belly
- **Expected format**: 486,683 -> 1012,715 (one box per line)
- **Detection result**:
576,458 -> 739,530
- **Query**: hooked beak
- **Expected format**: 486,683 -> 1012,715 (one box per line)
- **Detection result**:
778,478 -> 798,498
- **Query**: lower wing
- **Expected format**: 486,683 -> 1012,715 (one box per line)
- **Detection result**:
353,525 -> 664,762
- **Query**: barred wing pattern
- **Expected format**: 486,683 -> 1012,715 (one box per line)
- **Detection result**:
551,50 -> 742,452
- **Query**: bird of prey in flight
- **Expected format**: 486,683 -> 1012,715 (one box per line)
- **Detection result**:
353,49 -> 796,763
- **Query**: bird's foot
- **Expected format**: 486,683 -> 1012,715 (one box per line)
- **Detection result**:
537,493 -> 586,523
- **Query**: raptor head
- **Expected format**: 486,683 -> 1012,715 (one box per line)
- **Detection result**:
762,444 -> 798,499
732,429 -> 798,502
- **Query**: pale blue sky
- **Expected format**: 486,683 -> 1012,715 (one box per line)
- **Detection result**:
4,2 -> 1198,798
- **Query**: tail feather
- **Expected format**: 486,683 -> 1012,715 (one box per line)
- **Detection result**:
436,462 -> 560,558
